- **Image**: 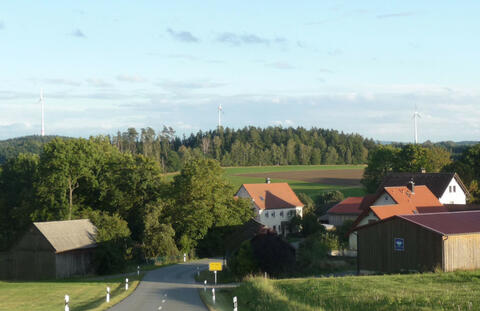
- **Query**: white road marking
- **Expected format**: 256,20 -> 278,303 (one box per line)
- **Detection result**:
158,306 -> 162,310
162,299 -> 166,303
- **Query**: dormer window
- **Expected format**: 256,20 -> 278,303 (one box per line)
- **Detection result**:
260,196 -> 264,201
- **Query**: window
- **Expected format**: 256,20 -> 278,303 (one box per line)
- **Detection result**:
280,211 -> 284,217
273,225 -> 276,231
272,211 -> 275,218
384,195 -> 388,201
449,186 -> 452,193
453,185 -> 456,192
265,212 -> 269,218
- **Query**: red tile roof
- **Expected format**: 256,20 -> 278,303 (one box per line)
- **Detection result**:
241,183 -> 304,210
398,211 -> 480,235
328,197 -> 364,215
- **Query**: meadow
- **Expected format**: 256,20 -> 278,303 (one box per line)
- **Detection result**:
206,271 -> 480,311
223,165 -> 366,199
0,274 -> 141,311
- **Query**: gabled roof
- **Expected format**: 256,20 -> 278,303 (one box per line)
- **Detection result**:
224,218 -> 274,255
370,186 -> 444,220
240,183 -> 304,210
328,197 -> 364,215
358,211 -> 480,236
379,172 -> 470,199
33,219 -> 97,253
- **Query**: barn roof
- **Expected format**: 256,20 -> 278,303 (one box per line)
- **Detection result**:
379,172 -> 469,199
33,219 -> 97,253
398,211 -> 480,235
328,197 -> 364,215
240,183 -> 304,210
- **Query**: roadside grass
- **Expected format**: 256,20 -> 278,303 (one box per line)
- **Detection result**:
199,287 -> 235,311
0,274 -> 143,311
195,269 -> 237,284
224,270 -> 480,311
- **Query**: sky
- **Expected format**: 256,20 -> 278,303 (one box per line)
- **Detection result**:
1,1 -> 479,142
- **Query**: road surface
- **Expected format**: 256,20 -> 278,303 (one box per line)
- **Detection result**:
109,259 -> 212,311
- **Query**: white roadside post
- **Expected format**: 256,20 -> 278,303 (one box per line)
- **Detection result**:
64,295 -> 70,311
137,265 -> 140,276
214,270 -> 217,285
204,280 -> 207,292
106,287 -> 110,303
183,253 -> 186,262
212,288 -> 215,304
233,296 -> 238,311
125,278 -> 129,291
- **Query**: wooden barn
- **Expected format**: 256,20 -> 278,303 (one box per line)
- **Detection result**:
0,219 -> 97,280
357,211 -> 480,273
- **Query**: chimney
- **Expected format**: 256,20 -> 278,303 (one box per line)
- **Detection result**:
407,179 -> 415,194
266,177 -> 271,184
420,168 -> 426,174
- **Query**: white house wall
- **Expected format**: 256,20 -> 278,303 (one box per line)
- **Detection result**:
372,192 -> 395,206
348,211 -> 379,250
258,207 -> 302,233
439,178 -> 466,204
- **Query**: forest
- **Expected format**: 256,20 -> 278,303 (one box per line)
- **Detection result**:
0,126 -> 377,171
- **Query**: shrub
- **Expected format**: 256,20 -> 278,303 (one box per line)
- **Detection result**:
297,231 -> 340,273
251,233 -> 296,276
229,240 -> 259,278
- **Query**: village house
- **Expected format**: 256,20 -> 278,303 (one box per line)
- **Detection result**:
357,211 -> 480,273
348,182 -> 447,250
0,219 -> 97,280
380,172 -> 469,204
235,180 -> 304,235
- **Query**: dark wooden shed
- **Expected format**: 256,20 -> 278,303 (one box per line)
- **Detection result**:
0,219 -> 97,280
357,211 -> 480,273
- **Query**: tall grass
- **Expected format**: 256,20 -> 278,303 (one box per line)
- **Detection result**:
232,271 -> 480,311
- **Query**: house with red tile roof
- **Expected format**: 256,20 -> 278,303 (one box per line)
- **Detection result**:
235,181 -> 304,235
348,182 -> 447,250
327,197 -> 364,226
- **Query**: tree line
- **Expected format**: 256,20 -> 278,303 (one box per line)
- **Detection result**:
0,137 -> 252,273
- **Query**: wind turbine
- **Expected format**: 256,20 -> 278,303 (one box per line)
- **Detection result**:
218,104 -> 223,129
412,105 -> 421,144
39,89 -> 45,136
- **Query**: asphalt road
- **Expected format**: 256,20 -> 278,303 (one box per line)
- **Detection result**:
109,259 -> 212,311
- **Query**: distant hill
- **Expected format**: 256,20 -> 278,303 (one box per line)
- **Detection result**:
0,135 -> 66,164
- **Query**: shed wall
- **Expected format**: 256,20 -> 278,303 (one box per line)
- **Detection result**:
443,234 -> 480,272
328,214 -> 358,227
55,249 -> 95,278
358,218 -> 443,273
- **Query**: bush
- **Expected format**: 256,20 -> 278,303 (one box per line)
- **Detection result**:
315,191 -> 344,215
301,213 -> 325,237
334,219 -> 355,247
297,231 -> 340,273
229,240 -> 259,278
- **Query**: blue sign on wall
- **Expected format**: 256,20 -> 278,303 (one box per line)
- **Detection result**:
394,238 -> 404,251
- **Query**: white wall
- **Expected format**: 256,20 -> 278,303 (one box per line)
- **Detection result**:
372,192 -> 395,206
439,178 -> 467,204
348,211 -> 379,250
258,207 -> 302,233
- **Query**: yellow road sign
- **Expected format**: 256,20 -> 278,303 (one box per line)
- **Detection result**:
209,262 -> 223,271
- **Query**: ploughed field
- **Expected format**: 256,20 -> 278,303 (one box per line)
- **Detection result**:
235,169 -> 363,186
224,165 -> 365,199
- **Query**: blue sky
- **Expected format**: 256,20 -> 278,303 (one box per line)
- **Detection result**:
1,1 -> 479,142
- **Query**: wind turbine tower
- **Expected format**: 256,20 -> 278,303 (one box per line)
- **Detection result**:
413,106 -> 421,144
39,89 -> 45,136
218,104 -> 223,129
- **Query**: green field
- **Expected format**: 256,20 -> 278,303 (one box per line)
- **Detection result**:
0,274 -> 141,311
208,271 -> 480,311
223,165 -> 366,199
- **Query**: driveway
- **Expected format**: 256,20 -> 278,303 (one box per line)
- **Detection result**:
109,259 -> 212,311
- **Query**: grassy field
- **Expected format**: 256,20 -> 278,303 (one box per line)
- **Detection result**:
223,165 -> 366,199
207,271 -> 480,311
195,269 -> 237,284
0,274 -> 142,311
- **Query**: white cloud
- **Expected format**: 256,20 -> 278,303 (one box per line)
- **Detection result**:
116,74 -> 147,83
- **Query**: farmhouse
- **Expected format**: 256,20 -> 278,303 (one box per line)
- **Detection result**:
348,183 -> 446,250
357,211 -> 480,273
380,172 -> 469,204
235,180 -> 304,235
327,196 -> 364,226
0,219 -> 97,280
